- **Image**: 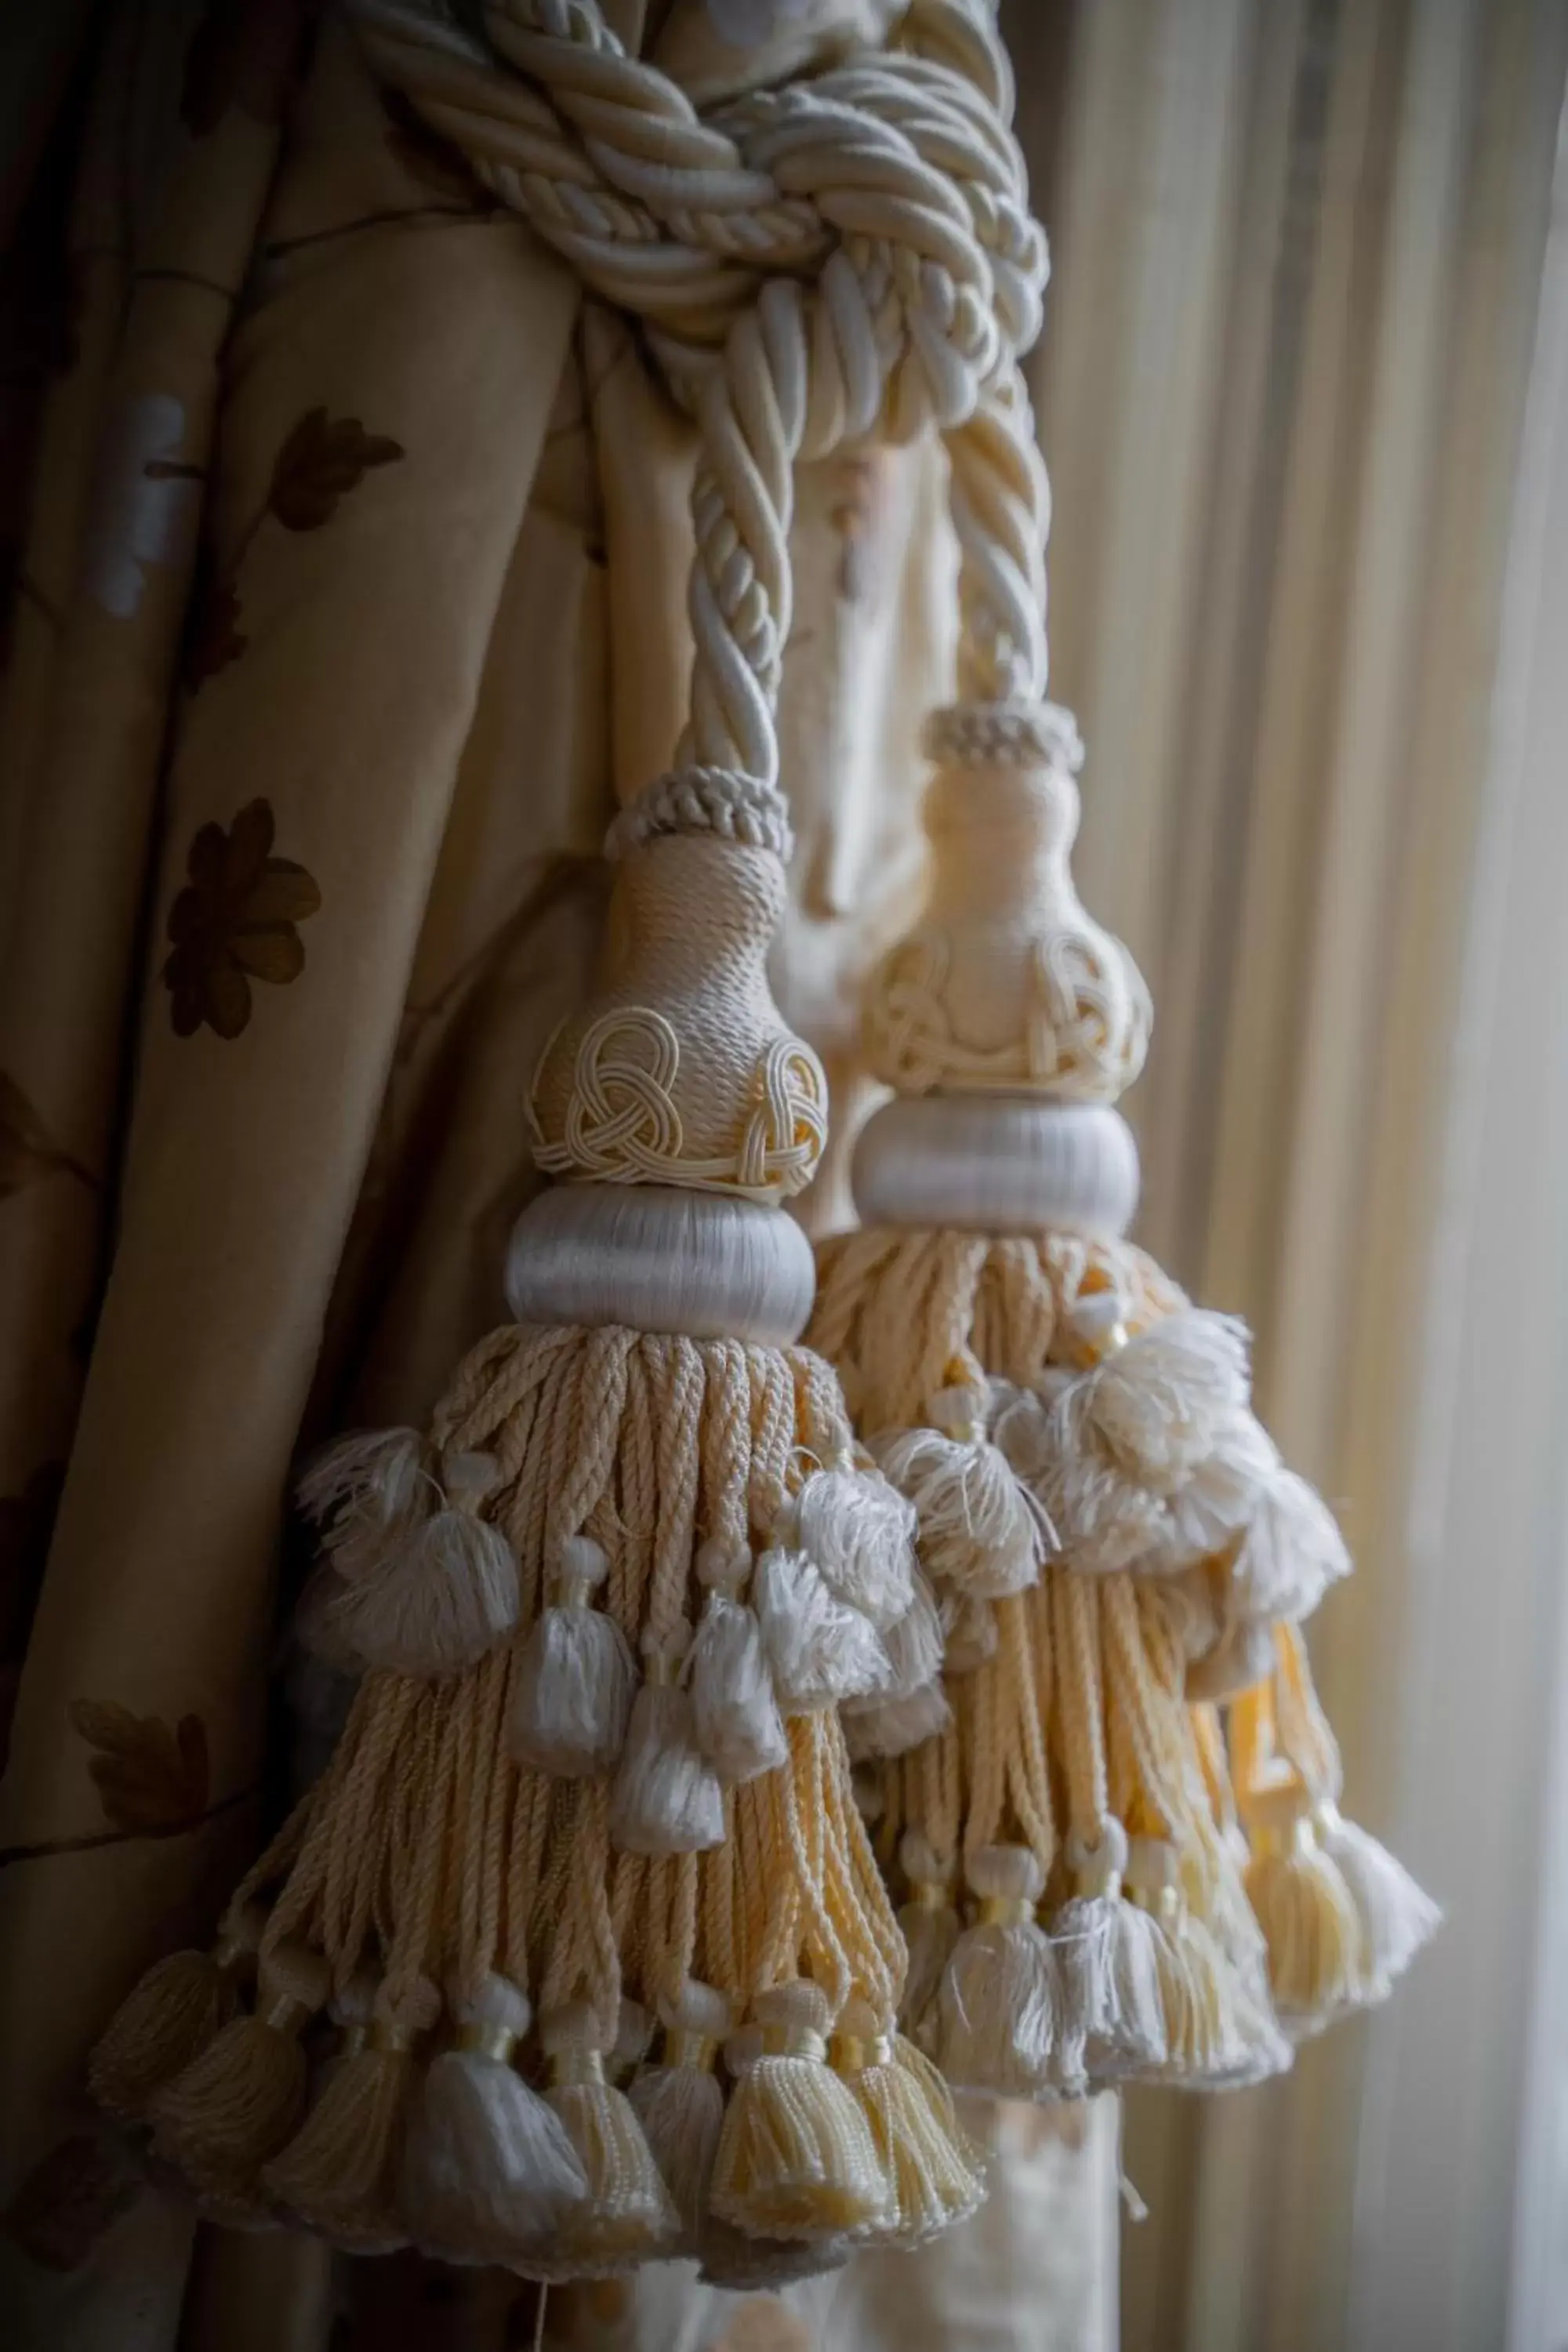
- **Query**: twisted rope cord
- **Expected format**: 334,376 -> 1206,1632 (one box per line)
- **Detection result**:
349,0 -> 1050,798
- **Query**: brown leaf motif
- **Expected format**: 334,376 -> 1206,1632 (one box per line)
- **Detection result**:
4,2132 -> 140,2271
162,799 -> 321,1039
269,408 -> 404,532
67,1699 -> 210,1834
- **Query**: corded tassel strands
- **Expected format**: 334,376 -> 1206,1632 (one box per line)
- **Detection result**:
809,335 -> 1436,2100
85,0 -> 1054,2275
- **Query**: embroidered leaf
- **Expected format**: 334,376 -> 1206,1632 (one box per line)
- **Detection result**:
268,409 -> 404,532
162,799 -> 321,1039
4,2132 -> 140,2271
67,1700 -> 210,1833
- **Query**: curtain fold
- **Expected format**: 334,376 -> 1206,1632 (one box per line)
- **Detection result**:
1022,0 -> 1568,2343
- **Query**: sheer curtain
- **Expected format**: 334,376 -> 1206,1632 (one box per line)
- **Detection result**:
1007,0 -> 1568,2343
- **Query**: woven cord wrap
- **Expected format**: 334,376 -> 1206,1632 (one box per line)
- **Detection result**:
347,0 -> 1058,1196
863,361 -> 1152,1105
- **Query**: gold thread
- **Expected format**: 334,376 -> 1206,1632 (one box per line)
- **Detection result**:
456,2021 -> 519,2063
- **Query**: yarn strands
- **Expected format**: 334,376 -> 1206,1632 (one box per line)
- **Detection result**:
89,0 -> 1013,2280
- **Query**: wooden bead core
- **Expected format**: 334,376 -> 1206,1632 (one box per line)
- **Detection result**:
504,1182 -> 816,1345
851,1096 -> 1139,1237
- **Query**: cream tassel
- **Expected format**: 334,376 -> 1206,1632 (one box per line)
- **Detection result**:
874,1383 -> 1051,1598
89,1902 -> 265,2122
1315,1804 -> 1440,1995
297,1425 -> 430,1555
321,1448 -> 519,1678
262,1974 -> 438,2244
937,1845 -> 1057,2099
788,1459 -> 917,1628
752,1543 -> 891,1713
710,1982 -> 891,2241
148,1940 -> 332,2194
1244,1804 -> 1367,2031
1229,1468 -> 1352,1625
1050,1822 -> 1167,2092
689,1542 -> 788,1783
400,1974 -> 590,2267
510,1535 -> 637,1777
843,1573 -> 949,1760
541,2003 -> 680,2270
608,1626 -> 726,1854
896,1835 -> 962,2052
626,1980 -> 731,2244
832,1999 -> 985,2245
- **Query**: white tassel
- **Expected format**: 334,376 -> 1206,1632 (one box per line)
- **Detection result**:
400,1975 -> 589,2266
875,1385 -> 1053,1599
318,1450 -> 518,1678
788,1462 -> 917,1629
1160,1410 -> 1279,1565
510,1537 -> 637,1777
844,1682 -> 951,1763
1230,1469 -> 1352,1624
895,1834 -> 961,2053
627,1980 -> 731,2244
938,1845 -> 1057,2098
688,1544 -> 788,1784
842,1570 -> 948,1759
752,1544 -> 891,1714
1056,1308 -> 1253,1487
611,1998 -> 654,2087
1051,1824 -> 1167,2089
608,1628 -> 726,1856
297,1426 -> 430,1560
1316,1806 -> 1440,1994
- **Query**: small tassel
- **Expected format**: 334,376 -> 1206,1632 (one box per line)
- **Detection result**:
752,1544 -> 890,1713
297,1425 -> 430,1557
875,1384 -> 1051,1598
710,1981 -> 891,2241
937,1846 -> 1057,2099
321,1449 -> 519,1679
89,1902 -> 265,2123
1125,1839 -> 1290,2085
844,1681 -> 951,1763
541,2003 -> 680,2270
788,1459 -> 916,1628
626,1980 -> 731,2245
608,1626 -> 726,1855
843,1573 -> 949,1759
1229,1469 -> 1352,1625
942,1592 -> 997,1673
832,1998 -> 985,2245
895,1835 -> 961,2053
400,1974 -> 589,2267
1050,1824 -> 1166,2092
1185,1614 -> 1276,1702
1315,1804 -> 1440,1995
262,1975 -> 438,2243
1244,1802 -> 1366,2031
611,1997 -> 654,2087
149,1940 -> 332,2194
689,1544 -> 788,1783
510,1536 -> 637,1778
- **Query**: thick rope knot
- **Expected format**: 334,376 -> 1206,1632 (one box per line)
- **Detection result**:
922,700 -> 1085,773
607,769 -> 794,865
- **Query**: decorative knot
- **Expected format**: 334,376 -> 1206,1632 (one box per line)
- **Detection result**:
922,699 -> 1085,772
606,768 -> 794,866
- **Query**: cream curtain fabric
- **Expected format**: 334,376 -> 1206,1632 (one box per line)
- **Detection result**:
0,6 -> 1113,2350
1019,0 -> 1568,2345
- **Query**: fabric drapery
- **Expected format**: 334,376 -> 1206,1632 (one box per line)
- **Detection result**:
0,5 -> 1112,2348
1026,1 -> 1568,2344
